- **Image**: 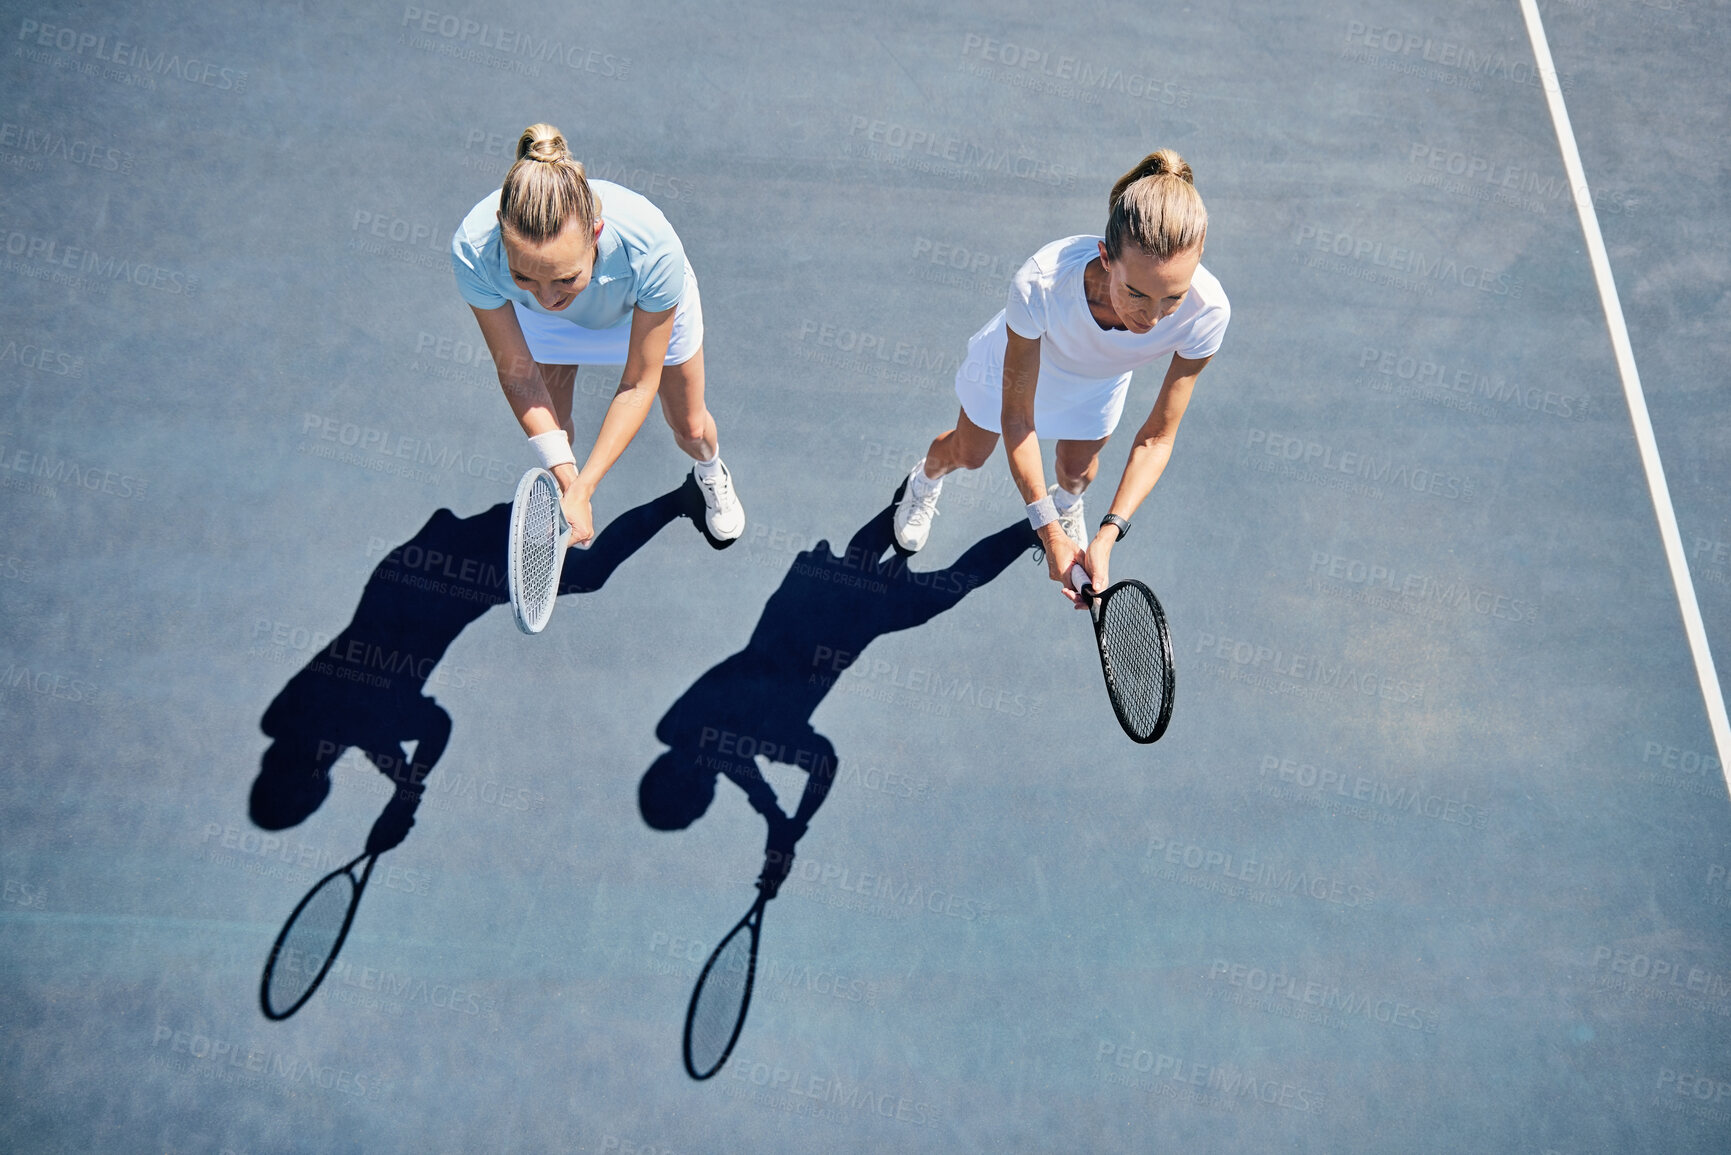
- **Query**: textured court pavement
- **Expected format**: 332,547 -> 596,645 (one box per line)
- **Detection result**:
2,1 -> 1730,1152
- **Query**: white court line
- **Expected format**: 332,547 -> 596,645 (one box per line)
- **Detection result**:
1518,0 -> 1731,795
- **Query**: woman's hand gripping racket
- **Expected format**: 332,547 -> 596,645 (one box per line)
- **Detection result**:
508,468 -> 572,634
1070,565 -> 1176,743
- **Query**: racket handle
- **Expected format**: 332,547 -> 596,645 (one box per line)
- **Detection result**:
552,480 -> 583,549
1069,564 -> 1093,598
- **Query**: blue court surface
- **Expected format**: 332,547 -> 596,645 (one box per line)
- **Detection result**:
3,1 -> 1730,1152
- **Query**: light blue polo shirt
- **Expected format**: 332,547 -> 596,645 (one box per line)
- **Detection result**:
450,180 -> 686,330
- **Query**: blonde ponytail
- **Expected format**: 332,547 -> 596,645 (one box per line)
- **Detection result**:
1104,149 -> 1207,261
498,123 -> 598,244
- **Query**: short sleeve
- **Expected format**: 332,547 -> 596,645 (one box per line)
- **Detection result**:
632,241 -> 685,314
1003,254 -> 1049,340
451,226 -> 508,310
1178,299 -> 1230,360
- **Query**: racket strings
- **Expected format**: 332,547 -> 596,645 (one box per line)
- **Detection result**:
687,924 -> 753,1077
266,875 -> 355,1015
517,477 -> 562,627
1098,589 -> 1172,738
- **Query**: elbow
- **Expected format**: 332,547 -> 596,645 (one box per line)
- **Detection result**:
616,378 -> 661,410
1000,407 -> 1037,438
1137,433 -> 1177,456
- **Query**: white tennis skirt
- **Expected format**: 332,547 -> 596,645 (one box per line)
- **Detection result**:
512,260 -> 703,367
953,310 -> 1131,441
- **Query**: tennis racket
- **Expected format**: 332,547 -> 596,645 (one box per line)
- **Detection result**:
260,852 -> 376,1020
1071,565 -> 1176,743
508,467 -> 572,634
683,883 -> 770,1080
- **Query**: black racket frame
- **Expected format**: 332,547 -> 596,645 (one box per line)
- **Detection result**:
1080,578 -> 1176,744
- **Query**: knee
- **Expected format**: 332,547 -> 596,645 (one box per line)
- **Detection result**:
954,440 -> 995,470
664,404 -> 708,445
670,419 -> 708,446
1055,453 -> 1099,484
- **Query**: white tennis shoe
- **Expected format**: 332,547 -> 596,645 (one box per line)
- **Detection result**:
695,460 -> 745,540
894,463 -> 943,552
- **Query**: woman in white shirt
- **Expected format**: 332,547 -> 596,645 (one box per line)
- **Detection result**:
452,123 -> 744,545
893,150 -> 1229,605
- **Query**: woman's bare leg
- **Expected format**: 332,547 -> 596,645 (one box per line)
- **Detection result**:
656,347 -> 718,462
1053,436 -> 1108,494
920,407 -> 1000,479
657,347 -> 742,538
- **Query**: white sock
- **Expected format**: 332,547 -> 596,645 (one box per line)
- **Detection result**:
693,451 -> 723,479
911,459 -> 943,496
1052,486 -> 1082,512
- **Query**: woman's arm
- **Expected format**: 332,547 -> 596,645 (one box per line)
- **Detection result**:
471,302 -> 573,467
469,302 -> 673,545
999,330 -> 1085,594
472,302 -> 602,541
572,303 -> 674,499
1086,351 -> 1211,588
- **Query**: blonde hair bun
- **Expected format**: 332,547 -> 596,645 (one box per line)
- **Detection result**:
498,122 -> 596,243
1105,149 -> 1206,261
517,124 -> 571,164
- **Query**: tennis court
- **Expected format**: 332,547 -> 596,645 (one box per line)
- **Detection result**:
2,1 -> 1729,1151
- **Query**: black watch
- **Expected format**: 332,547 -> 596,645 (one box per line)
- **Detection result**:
1101,514 -> 1131,541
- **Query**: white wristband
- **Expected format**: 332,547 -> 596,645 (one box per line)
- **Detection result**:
529,430 -> 576,472
1026,495 -> 1059,530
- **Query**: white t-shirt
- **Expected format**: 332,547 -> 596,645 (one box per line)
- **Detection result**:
951,235 -> 1229,439
1004,235 -> 1229,372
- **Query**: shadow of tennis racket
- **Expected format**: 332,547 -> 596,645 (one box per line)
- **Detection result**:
260,850 -> 376,1020
683,839 -> 796,1079
683,880 -> 770,1078
259,781 -> 421,1020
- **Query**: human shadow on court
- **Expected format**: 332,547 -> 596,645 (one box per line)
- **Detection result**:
250,480 -> 703,1019
641,495 -> 1032,1074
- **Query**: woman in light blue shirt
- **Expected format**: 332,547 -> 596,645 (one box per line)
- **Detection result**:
453,122 -> 744,544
